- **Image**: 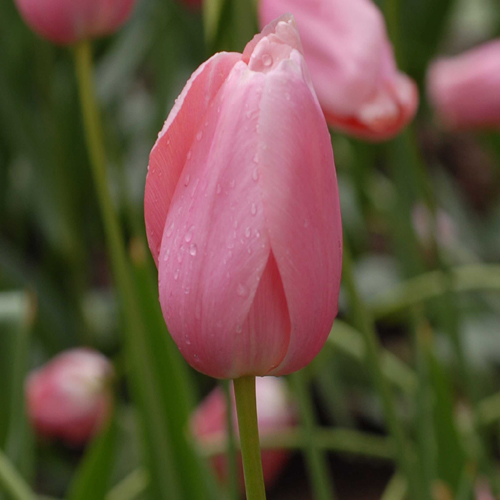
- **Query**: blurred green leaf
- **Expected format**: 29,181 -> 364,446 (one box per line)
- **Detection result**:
66,416 -> 118,500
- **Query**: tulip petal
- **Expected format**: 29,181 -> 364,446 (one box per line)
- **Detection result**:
255,51 -> 343,376
145,51 -> 241,264
158,62 -> 290,378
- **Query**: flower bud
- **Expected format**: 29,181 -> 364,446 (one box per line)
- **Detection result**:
427,40 -> 500,130
259,0 -> 418,140
145,15 -> 342,379
191,377 -> 297,488
14,0 -> 136,45
25,348 -> 114,445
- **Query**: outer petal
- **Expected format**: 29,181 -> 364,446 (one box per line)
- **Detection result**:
158,62 -> 290,379
255,50 -> 343,376
145,51 -> 241,264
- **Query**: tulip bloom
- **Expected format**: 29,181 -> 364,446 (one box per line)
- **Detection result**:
25,348 -> 114,445
259,0 -> 418,140
13,0 -> 136,45
427,40 -> 500,130
145,15 -> 342,379
192,377 -> 296,487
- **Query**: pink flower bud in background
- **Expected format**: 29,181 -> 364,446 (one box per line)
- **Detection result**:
145,15 -> 342,379
191,377 -> 297,488
427,40 -> 500,131
259,0 -> 418,141
13,0 -> 136,45
25,348 -> 114,446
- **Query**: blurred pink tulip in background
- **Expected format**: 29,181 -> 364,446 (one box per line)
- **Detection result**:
259,0 -> 418,140
13,0 -> 136,44
192,377 -> 297,488
145,15 -> 342,379
25,348 -> 114,446
427,40 -> 500,130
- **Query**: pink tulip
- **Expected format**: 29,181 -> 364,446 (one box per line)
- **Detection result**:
25,348 -> 114,446
145,15 -> 342,379
259,0 -> 418,141
192,377 -> 297,488
13,0 -> 136,45
427,40 -> 500,130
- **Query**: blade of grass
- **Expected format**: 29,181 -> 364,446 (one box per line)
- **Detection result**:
0,450 -> 34,500
290,372 -> 336,500
66,416 -> 118,500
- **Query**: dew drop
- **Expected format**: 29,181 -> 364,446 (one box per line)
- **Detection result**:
163,249 -> 171,262
244,227 -> 251,238
303,219 -> 310,228
187,150 -> 192,160
252,168 -> 259,181
262,54 -> 273,67
185,226 -> 194,242
253,153 -> 259,163
196,131 -> 203,141
177,247 -> 184,263
236,283 -> 248,297
189,243 -> 197,256
255,230 -> 261,238
227,241 -> 235,249
236,325 -> 243,333
247,247 -> 252,254
165,222 -> 174,237
184,174 -> 191,187
184,286 -> 190,295
251,203 -> 257,216
174,268 -> 180,280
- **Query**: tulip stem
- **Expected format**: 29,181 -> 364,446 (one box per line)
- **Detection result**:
233,376 -> 266,500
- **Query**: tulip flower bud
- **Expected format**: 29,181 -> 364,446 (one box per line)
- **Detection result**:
25,348 -> 114,446
145,15 -> 342,379
13,0 -> 136,45
427,40 -> 500,130
259,0 -> 418,140
192,377 -> 297,488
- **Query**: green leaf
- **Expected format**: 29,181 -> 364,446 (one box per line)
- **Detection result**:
66,416 -> 118,500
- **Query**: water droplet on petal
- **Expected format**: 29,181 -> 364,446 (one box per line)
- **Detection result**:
303,219 -> 310,228
174,268 -> 180,280
236,325 -> 243,333
251,203 -> 257,216
237,283 -> 248,297
189,243 -> 197,256
185,226 -> 194,242
163,249 -> 171,261
184,286 -> 190,295
184,174 -> 191,187
196,131 -> 203,141
244,227 -> 251,238
262,54 -> 273,67
166,222 -> 174,237
252,168 -> 259,181
187,150 -> 192,160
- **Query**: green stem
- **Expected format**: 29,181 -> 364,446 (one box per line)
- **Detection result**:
0,449 -> 34,500
222,381 -> 239,500
233,377 -> 266,500
73,40 -> 182,500
290,372 -> 335,500
342,240 -> 421,500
